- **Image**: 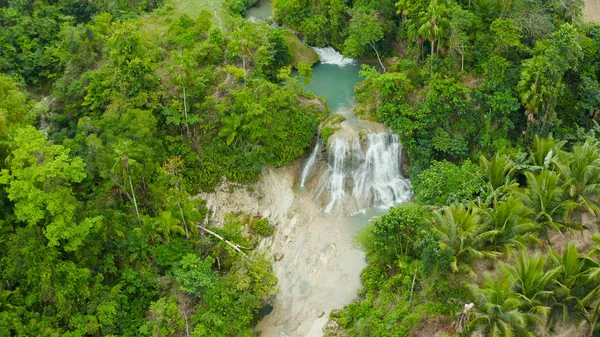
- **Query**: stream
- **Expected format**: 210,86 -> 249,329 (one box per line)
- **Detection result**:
209,4 -> 412,336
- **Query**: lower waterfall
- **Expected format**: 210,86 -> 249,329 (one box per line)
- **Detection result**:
299,129 -> 321,187
304,129 -> 411,214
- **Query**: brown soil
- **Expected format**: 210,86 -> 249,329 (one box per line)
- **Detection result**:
548,212 -> 600,255
584,0 -> 600,23
408,316 -> 454,337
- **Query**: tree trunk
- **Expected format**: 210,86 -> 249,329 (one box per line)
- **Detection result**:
409,267 -> 418,304
178,203 -> 189,240
182,309 -> 190,337
430,39 -> 435,73
242,55 -> 247,86
368,41 -> 386,72
128,174 -> 141,226
183,86 -> 190,137
461,52 -> 464,72
198,225 -> 248,258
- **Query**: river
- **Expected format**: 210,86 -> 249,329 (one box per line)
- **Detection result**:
205,4 -> 412,336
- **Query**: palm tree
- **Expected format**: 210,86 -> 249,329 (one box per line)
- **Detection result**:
171,50 -> 196,138
511,170 -> 580,242
503,251 -> 556,326
529,135 -> 565,169
581,234 -> 600,336
432,204 -> 500,276
136,215 -> 162,245
518,56 -> 562,126
554,140 -> 600,216
101,220 -> 125,243
112,140 -> 142,226
156,211 -> 185,244
482,197 -> 541,254
469,272 -> 537,337
229,25 -> 258,86
546,243 -> 589,329
405,18 -> 425,61
418,0 -> 449,73
480,154 -> 517,205
218,114 -> 244,146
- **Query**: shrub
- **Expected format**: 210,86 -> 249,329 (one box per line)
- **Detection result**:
251,218 -> 274,236
359,203 -> 430,264
412,160 -> 484,205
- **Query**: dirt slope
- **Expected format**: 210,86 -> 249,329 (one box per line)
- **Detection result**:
584,0 -> 600,23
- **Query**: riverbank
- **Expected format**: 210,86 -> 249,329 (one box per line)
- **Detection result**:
201,164 -> 368,337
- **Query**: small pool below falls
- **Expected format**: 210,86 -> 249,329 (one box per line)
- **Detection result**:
246,0 -> 273,22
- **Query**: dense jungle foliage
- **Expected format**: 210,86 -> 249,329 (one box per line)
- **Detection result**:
0,0 -> 323,335
1,0 -> 600,336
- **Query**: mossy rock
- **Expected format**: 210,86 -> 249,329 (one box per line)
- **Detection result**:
321,114 -> 346,143
251,218 -> 274,236
281,30 -> 319,68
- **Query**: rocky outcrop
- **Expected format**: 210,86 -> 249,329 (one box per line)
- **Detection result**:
281,30 -> 319,68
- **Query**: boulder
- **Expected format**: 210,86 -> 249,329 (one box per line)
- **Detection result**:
281,30 -> 319,68
274,253 -> 284,262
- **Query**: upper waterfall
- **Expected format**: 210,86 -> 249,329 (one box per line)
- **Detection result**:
312,47 -> 355,67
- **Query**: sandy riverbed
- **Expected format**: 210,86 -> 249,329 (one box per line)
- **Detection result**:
584,0 -> 600,23
201,165 -> 367,337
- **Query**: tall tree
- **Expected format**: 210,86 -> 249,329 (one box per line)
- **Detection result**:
418,0 -> 450,73
0,126 -> 101,251
344,7 -> 387,71
111,140 -> 142,226
229,24 -> 259,86
518,24 -> 582,126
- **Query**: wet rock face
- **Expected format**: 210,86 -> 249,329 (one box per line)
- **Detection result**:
400,146 -> 410,178
281,30 -> 319,68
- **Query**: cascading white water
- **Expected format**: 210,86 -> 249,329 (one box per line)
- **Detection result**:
311,47 -> 355,67
299,130 -> 321,187
323,139 -> 350,213
353,133 -> 411,209
308,132 -> 411,214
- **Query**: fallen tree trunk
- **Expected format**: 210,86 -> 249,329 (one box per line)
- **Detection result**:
197,225 -> 248,259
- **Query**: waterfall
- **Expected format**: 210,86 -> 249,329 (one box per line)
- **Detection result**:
353,134 -> 411,209
312,47 -> 355,67
299,130 -> 321,187
304,132 -> 411,214
323,139 -> 350,213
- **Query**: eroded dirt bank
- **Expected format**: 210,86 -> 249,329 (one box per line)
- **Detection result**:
584,0 -> 600,23
201,165 -> 367,337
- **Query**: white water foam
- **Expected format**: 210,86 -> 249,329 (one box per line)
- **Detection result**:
308,132 -> 411,214
312,47 -> 355,67
300,129 -> 321,187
